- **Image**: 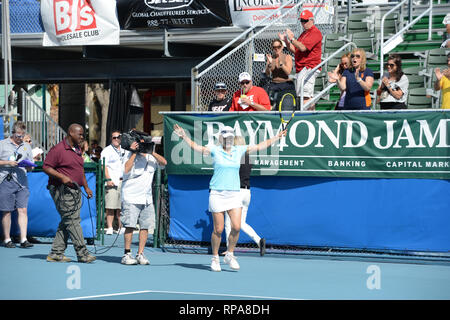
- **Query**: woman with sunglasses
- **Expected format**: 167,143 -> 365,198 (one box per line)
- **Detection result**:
264,39 -> 294,105
173,124 -> 286,271
330,48 -> 374,110
328,53 -> 351,110
376,54 -> 409,109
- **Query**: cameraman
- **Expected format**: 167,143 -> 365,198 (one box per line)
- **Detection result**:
120,139 -> 167,265
0,121 -> 34,248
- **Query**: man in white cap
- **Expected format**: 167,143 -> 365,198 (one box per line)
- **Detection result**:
279,9 -> 322,110
208,82 -> 232,112
230,72 -> 271,111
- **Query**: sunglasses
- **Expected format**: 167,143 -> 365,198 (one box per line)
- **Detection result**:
272,45 -> 282,49
25,140 -> 32,143
240,81 -> 251,85
14,134 -> 25,138
300,18 -> 309,23
112,135 -> 121,140
351,54 -> 361,59
386,63 -> 395,68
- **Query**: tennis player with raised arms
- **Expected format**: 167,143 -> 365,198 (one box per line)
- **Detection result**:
173,124 -> 286,272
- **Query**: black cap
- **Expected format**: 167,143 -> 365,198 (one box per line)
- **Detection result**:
214,82 -> 227,90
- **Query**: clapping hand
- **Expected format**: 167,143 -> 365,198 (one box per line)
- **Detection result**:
381,76 -> 390,88
285,29 -> 294,42
354,67 -> 361,82
328,71 -> 339,83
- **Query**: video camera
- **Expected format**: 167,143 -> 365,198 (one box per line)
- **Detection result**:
120,129 -> 155,154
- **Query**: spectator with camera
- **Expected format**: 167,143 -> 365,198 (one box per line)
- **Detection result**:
0,121 -> 34,248
120,133 -> 167,265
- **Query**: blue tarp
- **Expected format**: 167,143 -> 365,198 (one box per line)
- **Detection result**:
168,174 -> 450,253
1,171 -> 97,238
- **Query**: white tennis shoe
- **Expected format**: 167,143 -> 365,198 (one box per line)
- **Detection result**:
210,255 -> 221,272
121,252 -> 138,265
136,253 -> 150,265
224,252 -> 240,270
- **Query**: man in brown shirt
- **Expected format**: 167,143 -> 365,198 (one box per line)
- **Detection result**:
43,123 -> 96,263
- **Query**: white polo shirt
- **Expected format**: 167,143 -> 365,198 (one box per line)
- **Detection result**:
100,144 -> 125,186
121,151 -> 163,205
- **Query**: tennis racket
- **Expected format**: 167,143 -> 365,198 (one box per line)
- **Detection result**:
278,92 -> 296,130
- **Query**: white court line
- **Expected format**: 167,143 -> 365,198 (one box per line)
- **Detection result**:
61,290 -> 300,300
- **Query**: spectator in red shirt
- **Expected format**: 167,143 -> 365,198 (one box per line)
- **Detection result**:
230,72 -> 271,111
43,123 -> 96,263
279,10 -> 323,110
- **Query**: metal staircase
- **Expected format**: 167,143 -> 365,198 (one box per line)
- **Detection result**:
2,88 -> 66,156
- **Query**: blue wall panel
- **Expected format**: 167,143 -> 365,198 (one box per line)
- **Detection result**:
168,175 -> 450,253
2,171 -> 97,238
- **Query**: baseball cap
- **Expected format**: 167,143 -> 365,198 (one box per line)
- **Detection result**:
238,72 -> 252,83
300,10 -> 314,20
220,126 -> 235,138
214,82 -> 227,90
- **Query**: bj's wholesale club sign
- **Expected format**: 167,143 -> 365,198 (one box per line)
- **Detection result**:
41,0 -> 120,46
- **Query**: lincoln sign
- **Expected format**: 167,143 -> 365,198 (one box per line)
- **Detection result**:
163,111 -> 450,180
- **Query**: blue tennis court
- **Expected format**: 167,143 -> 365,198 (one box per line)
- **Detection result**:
1,234 -> 449,300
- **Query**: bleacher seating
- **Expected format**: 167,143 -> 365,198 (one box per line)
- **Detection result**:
316,10 -> 448,110
407,88 -> 432,108
407,75 -> 426,89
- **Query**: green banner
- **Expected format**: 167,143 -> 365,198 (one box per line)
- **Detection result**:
163,111 -> 450,180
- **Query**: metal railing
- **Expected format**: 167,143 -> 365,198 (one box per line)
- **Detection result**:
21,88 -> 66,156
379,0 -> 433,73
191,0 -> 297,110
191,0 -> 336,111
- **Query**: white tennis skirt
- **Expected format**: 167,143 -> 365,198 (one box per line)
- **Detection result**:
208,190 -> 242,213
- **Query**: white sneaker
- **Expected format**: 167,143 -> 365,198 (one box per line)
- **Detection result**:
224,252 -> 240,270
210,256 -> 221,272
105,227 -> 113,235
121,252 -> 138,265
136,253 -> 150,265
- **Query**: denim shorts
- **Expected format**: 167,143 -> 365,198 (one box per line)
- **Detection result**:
120,201 -> 154,229
0,178 -> 30,212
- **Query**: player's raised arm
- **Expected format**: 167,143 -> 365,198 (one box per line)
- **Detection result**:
247,129 -> 287,154
173,124 -> 210,155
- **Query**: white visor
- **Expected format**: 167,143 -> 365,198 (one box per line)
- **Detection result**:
220,126 -> 235,138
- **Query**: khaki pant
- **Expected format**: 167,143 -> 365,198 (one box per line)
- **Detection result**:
48,184 -> 89,258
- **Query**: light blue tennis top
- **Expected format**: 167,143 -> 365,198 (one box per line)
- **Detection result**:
209,145 -> 248,191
